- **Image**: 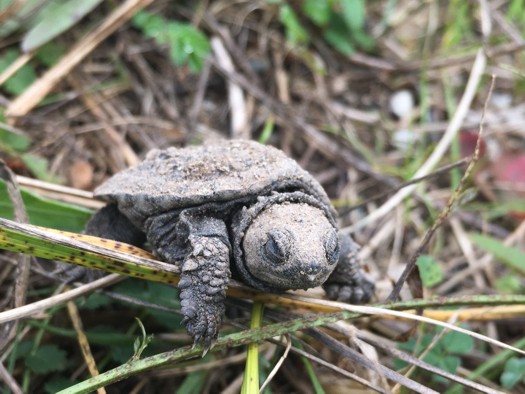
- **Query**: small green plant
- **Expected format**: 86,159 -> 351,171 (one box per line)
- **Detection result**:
507,0 -> 525,25
470,233 -> 525,276
130,318 -> 154,362
441,0 -> 475,48
416,255 -> 444,288
396,328 -> 474,385
10,340 -> 73,394
275,0 -> 375,54
500,357 -> 525,389
132,11 -> 211,73
25,344 -> 68,374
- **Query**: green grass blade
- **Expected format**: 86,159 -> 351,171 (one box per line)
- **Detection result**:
241,301 -> 264,394
0,217 -> 179,284
470,233 -> 525,274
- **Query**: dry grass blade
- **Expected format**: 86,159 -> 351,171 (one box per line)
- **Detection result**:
0,52 -> 32,87
66,298 -> 106,394
2,217 -> 524,324
307,328 -> 439,394
387,74 -> 496,301
285,294 -> 525,357
0,274 -> 121,325
286,344 -> 388,393
359,333 -> 504,394
345,49 -> 487,233
0,161 -> 30,353
0,361 -> 23,394
5,0 -> 155,118
259,334 -> 291,392
15,175 -> 103,209
211,37 -> 248,138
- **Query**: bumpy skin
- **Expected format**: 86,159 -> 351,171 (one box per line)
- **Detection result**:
79,140 -> 374,349
178,235 -> 229,350
323,235 -> 375,302
144,210 -> 231,349
231,191 -> 340,292
94,140 -> 335,228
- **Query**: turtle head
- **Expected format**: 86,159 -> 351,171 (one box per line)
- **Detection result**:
234,196 -> 340,292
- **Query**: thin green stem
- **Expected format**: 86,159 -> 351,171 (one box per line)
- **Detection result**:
241,301 -> 264,394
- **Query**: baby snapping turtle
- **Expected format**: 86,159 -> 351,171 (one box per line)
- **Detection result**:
86,140 -> 373,348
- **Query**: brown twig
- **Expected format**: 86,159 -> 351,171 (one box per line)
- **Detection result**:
387,75 -> 497,302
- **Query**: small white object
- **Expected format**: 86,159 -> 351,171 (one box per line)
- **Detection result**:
389,89 -> 415,120
392,128 -> 417,151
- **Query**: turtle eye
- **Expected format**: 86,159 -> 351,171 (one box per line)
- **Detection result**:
324,233 -> 340,265
264,230 -> 289,264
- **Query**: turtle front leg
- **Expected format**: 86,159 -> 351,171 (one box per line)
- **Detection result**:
178,233 -> 230,350
323,234 -> 374,303
147,213 -> 231,351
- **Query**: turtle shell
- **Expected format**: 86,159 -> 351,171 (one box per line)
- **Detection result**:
94,140 -> 334,227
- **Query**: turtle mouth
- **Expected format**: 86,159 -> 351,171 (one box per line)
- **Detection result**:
231,191 -> 336,292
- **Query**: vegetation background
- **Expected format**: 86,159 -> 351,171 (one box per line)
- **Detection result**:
1,0 -> 525,393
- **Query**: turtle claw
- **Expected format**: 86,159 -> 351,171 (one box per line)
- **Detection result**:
324,276 -> 374,303
201,338 -> 216,357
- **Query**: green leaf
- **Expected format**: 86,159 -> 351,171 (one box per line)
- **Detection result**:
442,331 -> 473,354
508,0 -> 525,24
350,28 -> 375,51
176,370 -> 208,394
120,281 -> 182,330
129,317 -> 153,362
303,0 -> 331,26
133,337 -> 141,354
22,0 -> 104,52
416,255 -> 444,287
501,357 -> 525,388
167,23 -> 211,72
323,14 -> 355,55
0,49 -> 37,95
495,275 -> 523,294
132,11 -> 210,73
44,378 -> 77,394
470,233 -> 525,275
20,152 -> 59,182
35,42 -> 66,66
434,355 -> 460,383
0,179 -> 93,232
339,0 -> 366,31
110,345 -> 134,364
279,4 -> 309,46
0,128 -> 32,152
13,340 -> 35,361
26,345 -> 67,374
82,293 -> 113,309
132,11 -> 165,39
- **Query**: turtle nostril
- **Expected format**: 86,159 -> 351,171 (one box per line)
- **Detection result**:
307,261 -> 322,275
